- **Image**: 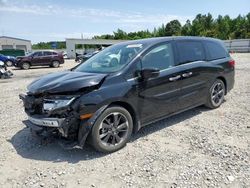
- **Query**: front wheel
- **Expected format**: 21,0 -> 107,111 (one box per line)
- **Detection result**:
51,61 -> 60,68
205,79 -> 225,109
90,106 -> 133,153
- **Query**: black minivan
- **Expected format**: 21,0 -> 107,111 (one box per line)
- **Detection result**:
20,37 -> 235,152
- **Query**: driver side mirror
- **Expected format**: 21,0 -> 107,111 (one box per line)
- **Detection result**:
139,68 -> 160,80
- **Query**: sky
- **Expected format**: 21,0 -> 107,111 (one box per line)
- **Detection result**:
0,0 -> 249,43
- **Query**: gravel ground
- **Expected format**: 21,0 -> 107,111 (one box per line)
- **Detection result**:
0,54 -> 249,188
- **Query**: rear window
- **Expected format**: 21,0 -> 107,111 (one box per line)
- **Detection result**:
205,41 -> 228,60
176,41 -> 205,64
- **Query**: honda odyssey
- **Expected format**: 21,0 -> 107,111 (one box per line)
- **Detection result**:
20,37 -> 235,152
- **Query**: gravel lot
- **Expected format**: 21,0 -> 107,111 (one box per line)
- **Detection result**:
0,54 -> 249,188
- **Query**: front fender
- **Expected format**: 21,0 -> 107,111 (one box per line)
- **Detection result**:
78,105 -> 108,147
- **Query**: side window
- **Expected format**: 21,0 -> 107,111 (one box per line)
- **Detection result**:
33,52 -> 43,57
176,41 -> 205,64
141,43 -> 174,70
125,59 -> 141,79
205,41 -> 228,60
44,51 -> 52,56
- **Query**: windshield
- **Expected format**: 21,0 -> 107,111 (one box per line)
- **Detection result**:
74,43 -> 146,73
27,52 -> 35,57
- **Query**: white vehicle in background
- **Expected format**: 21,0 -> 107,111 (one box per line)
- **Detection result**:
62,52 -> 68,59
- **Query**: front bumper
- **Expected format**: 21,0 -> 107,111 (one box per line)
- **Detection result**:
28,115 -> 65,128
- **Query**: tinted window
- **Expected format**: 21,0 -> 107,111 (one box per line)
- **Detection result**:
142,43 -> 174,70
205,41 -> 228,60
33,52 -> 43,57
44,51 -> 52,56
176,41 -> 205,64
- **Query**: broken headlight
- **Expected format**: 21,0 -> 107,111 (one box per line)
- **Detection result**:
43,96 -> 76,111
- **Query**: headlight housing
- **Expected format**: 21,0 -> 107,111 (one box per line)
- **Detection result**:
43,96 -> 76,111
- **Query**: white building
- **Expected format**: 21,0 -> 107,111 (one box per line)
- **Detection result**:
0,36 -> 32,52
66,38 -> 126,58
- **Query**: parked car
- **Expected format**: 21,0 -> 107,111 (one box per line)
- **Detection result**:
15,50 -> 64,69
75,50 -> 99,63
0,54 -> 16,67
20,37 -> 235,153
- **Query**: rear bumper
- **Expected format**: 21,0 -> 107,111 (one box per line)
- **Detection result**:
225,70 -> 235,93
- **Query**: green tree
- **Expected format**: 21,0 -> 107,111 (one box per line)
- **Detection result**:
181,20 -> 192,36
165,20 -> 182,36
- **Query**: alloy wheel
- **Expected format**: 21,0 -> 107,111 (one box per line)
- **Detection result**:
98,112 -> 129,146
211,82 -> 225,107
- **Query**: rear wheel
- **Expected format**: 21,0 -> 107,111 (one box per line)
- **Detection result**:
205,79 -> 225,109
90,106 -> 133,153
6,61 -> 12,67
21,62 -> 30,70
52,61 -> 60,68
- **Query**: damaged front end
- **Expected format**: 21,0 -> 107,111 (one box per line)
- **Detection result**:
20,93 -> 84,147
19,71 -> 108,148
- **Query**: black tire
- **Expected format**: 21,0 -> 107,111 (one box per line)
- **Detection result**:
51,61 -> 60,68
90,106 -> 133,153
21,62 -> 30,70
6,61 -> 12,67
205,79 -> 225,109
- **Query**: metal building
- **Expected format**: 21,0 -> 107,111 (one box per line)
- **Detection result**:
66,38 -> 126,58
0,36 -> 32,52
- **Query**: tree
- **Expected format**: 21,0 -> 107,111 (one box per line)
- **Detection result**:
181,20 -> 192,36
165,20 -> 182,36
113,29 -> 127,40
32,12 -> 250,49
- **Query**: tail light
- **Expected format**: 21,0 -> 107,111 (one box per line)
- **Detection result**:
228,59 -> 235,68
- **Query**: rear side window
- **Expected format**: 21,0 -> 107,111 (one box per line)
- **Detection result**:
205,41 -> 228,60
43,51 -> 52,56
176,41 -> 205,64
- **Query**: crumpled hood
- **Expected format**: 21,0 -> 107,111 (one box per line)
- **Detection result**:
28,71 -> 107,94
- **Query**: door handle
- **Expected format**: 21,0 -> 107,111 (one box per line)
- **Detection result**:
182,72 -> 193,78
169,75 -> 181,81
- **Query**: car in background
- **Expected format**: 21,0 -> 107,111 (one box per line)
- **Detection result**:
75,50 -> 100,63
15,50 -> 64,69
0,54 -> 16,67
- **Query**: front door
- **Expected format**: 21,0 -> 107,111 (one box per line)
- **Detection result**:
136,42 -> 183,125
31,51 -> 44,66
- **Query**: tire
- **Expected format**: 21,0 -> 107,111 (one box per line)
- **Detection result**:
90,106 -> 133,153
6,61 -> 12,67
51,61 -> 60,68
205,79 -> 225,109
21,62 -> 30,70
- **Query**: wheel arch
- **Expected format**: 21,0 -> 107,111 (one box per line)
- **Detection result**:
216,76 -> 227,95
108,101 -> 140,133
